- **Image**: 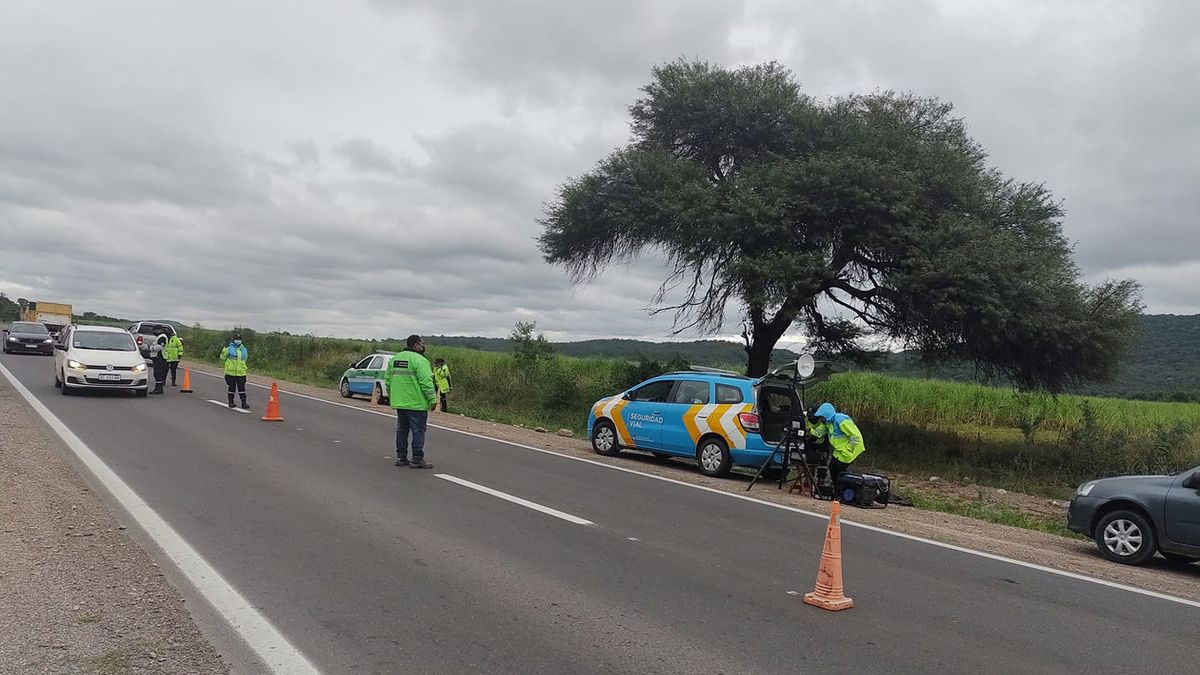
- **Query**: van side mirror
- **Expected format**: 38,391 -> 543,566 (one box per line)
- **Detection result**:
1183,472 -> 1200,490
54,343 -> 66,351
622,391 -> 633,400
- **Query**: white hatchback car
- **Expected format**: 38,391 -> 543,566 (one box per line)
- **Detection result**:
54,325 -> 150,397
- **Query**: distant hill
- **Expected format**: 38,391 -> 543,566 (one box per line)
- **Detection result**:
427,335 -> 798,368
872,314 -> 1200,400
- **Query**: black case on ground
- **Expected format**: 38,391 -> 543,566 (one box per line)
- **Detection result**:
836,473 -> 890,508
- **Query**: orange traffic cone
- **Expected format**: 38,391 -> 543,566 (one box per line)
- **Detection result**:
261,382 -> 284,422
804,501 -> 854,611
179,367 -> 193,393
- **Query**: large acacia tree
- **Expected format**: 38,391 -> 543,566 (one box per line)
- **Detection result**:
539,60 -> 1141,389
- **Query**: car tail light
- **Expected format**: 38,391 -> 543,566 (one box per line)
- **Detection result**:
136,335 -> 143,344
738,412 -> 760,433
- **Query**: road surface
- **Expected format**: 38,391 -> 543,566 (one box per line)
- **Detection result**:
2,351 -> 1196,674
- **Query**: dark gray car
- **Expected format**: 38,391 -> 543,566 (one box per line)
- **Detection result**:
2,321 -> 55,355
1067,466 -> 1200,565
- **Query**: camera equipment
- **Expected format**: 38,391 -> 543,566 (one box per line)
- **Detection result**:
746,355 -> 835,498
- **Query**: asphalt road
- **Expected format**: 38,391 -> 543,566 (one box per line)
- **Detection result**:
3,350 -> 1198,674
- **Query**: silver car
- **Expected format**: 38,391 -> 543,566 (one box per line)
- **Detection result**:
54,325 -> 150,397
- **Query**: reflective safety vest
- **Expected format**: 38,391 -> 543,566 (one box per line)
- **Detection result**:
433,364 -> 451,393
220,344 -> 248,376
808,410 -> 866,464
164,335 -> 184,361
387,349 -> 435,411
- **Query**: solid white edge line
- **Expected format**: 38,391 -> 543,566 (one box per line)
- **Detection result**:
435,473 -> 594,526
0,363 -> 323,673
190,369 -> 1200,610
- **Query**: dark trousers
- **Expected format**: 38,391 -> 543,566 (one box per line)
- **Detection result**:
167,360 -> 179,384
225,375 -> 247,393
829,458 -> 850,486
438,392 -> 449,413
395,409 -> 428,461
152,356 -> 168,385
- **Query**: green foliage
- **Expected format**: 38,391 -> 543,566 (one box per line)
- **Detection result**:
509,321 -> 556,368
0,293 -> 19,323
539,58 -> 1142,385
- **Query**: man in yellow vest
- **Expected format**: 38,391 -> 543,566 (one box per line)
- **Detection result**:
433,358 -> 452,413
164,332 -> 185,387
219,333 -> 249,409
807,402 -> 867,486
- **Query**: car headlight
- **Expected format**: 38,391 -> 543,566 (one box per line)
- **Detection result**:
6,336 -> 16,342
66,359 -> 87,371
131,363 -> 147,373
1077,482 -> 1096,497
43,338 -> 53,343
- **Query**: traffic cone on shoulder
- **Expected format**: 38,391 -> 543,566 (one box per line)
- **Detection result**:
261,382 -> 284,422
803,501 -> 854,611
179,367 -> 193,393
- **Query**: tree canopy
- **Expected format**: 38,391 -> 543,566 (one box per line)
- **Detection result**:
538,59 -> 1142,389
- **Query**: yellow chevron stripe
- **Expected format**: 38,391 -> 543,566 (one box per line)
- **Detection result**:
609,399 -> 633,448
683,404 -> 703,444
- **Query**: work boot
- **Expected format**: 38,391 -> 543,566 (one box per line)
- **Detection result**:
151,383 -> 164,395
227,394 -> 236,408
394,458 -> 409,467
239,394 -> 249,410
409,460 -> 433,469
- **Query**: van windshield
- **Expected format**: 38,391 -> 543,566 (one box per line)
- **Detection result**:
73,331 -> 137,351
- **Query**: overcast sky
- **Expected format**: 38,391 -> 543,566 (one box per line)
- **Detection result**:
1,0 -> 1196,346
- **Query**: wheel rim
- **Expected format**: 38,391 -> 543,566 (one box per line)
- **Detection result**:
700,444 -> 723,471
595,426 -> 615,452
340,380 -> 350,396
1103,519 -> 1143,557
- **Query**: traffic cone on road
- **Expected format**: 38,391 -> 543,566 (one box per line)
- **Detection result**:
179,367 -> 193,393
803,501 -> 854,611
261,382 -> 284,422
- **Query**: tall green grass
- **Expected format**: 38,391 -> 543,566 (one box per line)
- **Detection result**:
179,326 -> 1200,494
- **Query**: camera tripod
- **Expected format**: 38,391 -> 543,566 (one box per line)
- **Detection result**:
745,419 -> 832,498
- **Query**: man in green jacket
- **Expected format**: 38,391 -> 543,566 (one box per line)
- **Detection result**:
219,333 -> 249,409
433,358 -> 452,412
387,335 -> 436,469
808,402 -> 867,486
164,333 -> 184,387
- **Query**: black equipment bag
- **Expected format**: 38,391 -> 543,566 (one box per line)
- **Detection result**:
836,473 -> 890,508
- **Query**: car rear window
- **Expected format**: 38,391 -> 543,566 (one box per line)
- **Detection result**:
716,384 -> 743,404
671,380 -> 710,405
632,380 -> 674,402
10,322 -> 48,334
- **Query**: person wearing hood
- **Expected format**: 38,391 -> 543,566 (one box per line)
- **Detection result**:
147,326 -> 170,395
220,333 -> 250,409
808,402 -> 867,485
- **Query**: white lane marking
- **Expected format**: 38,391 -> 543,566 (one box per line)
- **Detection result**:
435,474 -> 594,526
205,399 -> 252,414
627,537 -> 640,542
189,369 -> 1200,610
1,363 -> 322,674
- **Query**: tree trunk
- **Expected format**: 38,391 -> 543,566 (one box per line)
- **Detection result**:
746,339 -> 775,378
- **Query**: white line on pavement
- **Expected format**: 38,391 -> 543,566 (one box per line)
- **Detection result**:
435,474 -> 594,526
1,362 -> 323,674
205,399 -> 252,414
189,368 -> 1200,610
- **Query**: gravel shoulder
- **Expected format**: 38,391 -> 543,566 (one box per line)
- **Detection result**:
181,360 -> 1200,605
0,375 -> 229,674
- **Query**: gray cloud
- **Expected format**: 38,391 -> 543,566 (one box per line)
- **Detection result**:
1,0 -> 1197,349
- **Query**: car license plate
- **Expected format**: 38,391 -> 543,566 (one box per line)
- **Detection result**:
98,373 -> 121,381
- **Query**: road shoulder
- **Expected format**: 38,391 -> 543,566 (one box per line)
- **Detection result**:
0,374 -> 229,674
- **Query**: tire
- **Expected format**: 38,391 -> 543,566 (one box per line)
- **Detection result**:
135,387 -> 148,398
696,436 -> 732,477
591,420 -> 620,456
1160,551 -> 1200,565
339,378 -> 352,398
374,384 -> 385,404
54,370 -> 62,388
60,370 -> 73,396
1094,509 -> 1157,565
